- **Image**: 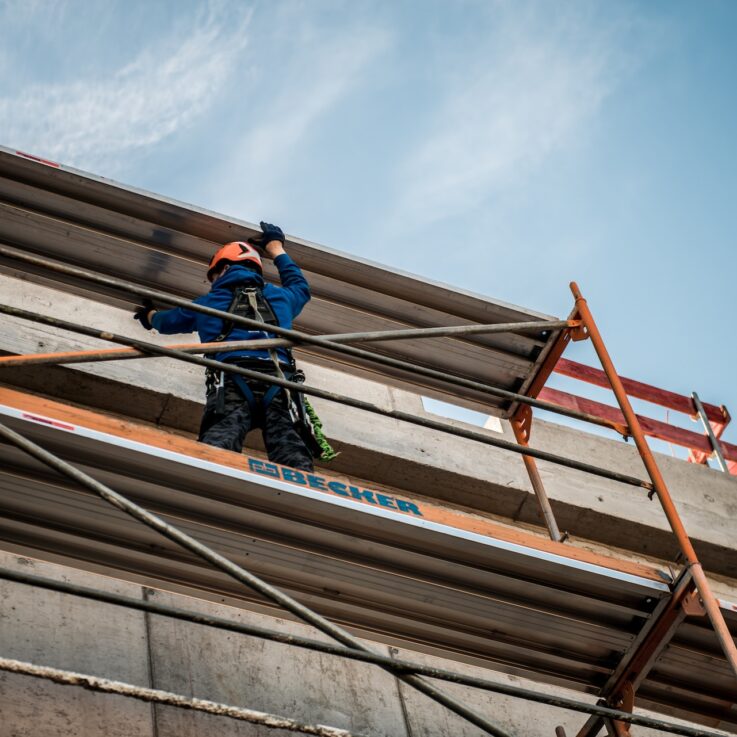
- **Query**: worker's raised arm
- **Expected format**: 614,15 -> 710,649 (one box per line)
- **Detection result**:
271,249 -> 311,316
249,222 -> 311,316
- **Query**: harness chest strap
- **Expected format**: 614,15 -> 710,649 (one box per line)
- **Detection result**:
209,286 -> 292,415
244,289 -> 298,419
214,286 -> 280,342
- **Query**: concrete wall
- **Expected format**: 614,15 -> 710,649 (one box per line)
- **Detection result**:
1,273 -> 735,581
0,553 -> 155,737
2,551 -> 726,737
1,270 -> 735,735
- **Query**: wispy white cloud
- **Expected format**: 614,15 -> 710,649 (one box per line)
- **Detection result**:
235,34 -> 382,170
0,0 -> 67,26
392,6 -> 636,228
204,18 -> 391,217
0,0 -> 69,77
0,1 -> 252,171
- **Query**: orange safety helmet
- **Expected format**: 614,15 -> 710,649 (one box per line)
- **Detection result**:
207,241 -> 262,282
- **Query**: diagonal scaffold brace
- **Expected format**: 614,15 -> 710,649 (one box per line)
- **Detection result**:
0,418 -> 514,737
570,282 -> 737,681
567,283 -> 737,737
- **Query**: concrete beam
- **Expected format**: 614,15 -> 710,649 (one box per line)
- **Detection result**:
0,274 -> 735,579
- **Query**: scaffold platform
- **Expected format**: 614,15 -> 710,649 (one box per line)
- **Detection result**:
0,388 -> 734,732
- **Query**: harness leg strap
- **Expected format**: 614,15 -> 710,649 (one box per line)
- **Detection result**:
230,374 -> 260,417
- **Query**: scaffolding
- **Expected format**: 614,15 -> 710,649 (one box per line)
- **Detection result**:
0,241 -> 735,736
0,147 -> 734,736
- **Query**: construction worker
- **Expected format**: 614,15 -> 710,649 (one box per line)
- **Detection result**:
133,221 -> 316,471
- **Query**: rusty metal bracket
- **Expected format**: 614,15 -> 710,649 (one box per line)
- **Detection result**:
512,312 -> 581,422
514,405 -> 533,444
681,589 -> 707,618
609,682 -> 635,737
570,319 -> 588,342
607,719 -> 630,737
575,569 -> 696,737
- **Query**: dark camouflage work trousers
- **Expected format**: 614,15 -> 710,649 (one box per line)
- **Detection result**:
198,369 -> 314,472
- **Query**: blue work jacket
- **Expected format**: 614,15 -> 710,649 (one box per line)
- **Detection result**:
151,255 -> 310,365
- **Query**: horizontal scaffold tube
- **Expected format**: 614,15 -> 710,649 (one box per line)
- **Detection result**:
0,242 -> 622,433
0,419 -> 513,737
0,318 -> 574,366
0,568 -> 725,737
0,657 -> 365,737
0,302 -> 652,490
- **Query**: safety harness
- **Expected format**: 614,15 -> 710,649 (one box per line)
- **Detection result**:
206,285 -> 336,461
207,286 -> 292,415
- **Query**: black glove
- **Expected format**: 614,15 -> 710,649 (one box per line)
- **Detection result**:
133,298 -> 156,330
247,221 -> 285,251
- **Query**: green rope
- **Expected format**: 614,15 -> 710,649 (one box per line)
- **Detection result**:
304,398 -> 339,461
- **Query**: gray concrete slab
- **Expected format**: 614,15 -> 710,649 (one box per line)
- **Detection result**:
145,587 -> 409,737
153,706 -> 299,737
0,551 -> 154,736
519,417 -> 737,576
0,550 -> 730,737
0,673 -> 155,737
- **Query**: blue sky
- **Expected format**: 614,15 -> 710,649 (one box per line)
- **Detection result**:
1,0 -> 735,456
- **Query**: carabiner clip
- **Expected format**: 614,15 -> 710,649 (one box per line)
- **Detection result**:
215,371 -> 226,414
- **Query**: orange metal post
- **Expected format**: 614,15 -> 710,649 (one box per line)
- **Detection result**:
509,322 -> 579,543
511,414 -> 564,542
570,282 -> 737,681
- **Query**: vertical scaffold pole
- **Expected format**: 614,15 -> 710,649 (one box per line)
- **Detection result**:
511,413 -> 563,542
508,322 -> 577,543
691,391 -> 729,473
570,282 -> 737,681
